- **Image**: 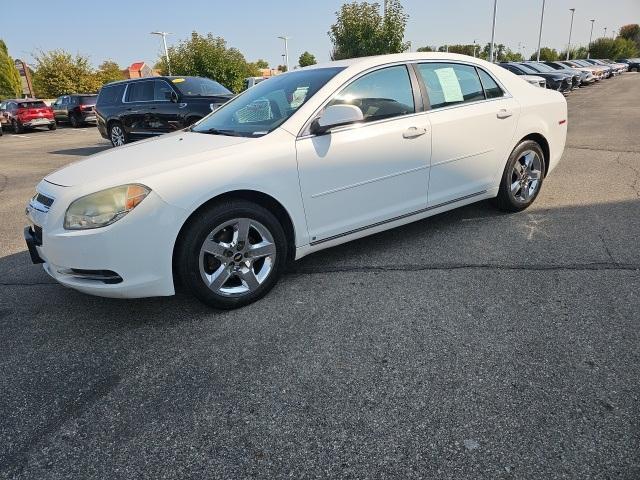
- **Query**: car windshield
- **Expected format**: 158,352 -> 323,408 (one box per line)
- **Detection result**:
515,63 -> 538,74
79,96 -> 97,105
18,101 -> 46,109
192,67 -> 345,138
528,63 -> 554,72
170,77 -> 232,97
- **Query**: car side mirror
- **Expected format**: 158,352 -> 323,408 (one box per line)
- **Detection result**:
170,91 -> 178,103
310,104 -> 364,135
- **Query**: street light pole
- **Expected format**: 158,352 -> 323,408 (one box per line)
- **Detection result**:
566,8 -> 576,61
277,36 -> 291,72
604,26 -> 607,38
489,0 -> 498,62
473,39 -> 477,57
587,19 -> 595,59
151,32 -> 172,75
536,0 -> 546,61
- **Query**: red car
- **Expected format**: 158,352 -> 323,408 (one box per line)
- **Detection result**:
0,99 -> 56,133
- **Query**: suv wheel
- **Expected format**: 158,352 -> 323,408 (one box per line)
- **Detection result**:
496,140 -> 546,212
175,200 -> 288,309
109,122 -> 127,147
13,120 -> 24,134
70,113 -> 81,128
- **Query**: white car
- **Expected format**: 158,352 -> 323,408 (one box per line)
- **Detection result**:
25,53 -> 567,309
521,74 -> 547,88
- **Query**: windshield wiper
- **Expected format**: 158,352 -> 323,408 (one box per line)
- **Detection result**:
199,128 -> 244,137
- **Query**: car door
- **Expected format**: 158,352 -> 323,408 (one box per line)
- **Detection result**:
296,64 -> 431,243
415,62 -> 520,206
122,80 -> 155,138
146,79 -> 181,134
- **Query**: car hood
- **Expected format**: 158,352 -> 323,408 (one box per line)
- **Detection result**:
45,131 -> 251,188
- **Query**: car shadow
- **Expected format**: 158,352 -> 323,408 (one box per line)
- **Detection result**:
49,145 -> 112,156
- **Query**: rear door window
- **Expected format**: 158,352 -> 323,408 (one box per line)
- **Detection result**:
477,69 -> 504,99
126,81 -> 154,102
17,101 -> 46,109
417,63 -> 485,109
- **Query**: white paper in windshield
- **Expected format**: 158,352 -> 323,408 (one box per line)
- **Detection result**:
435,67 -> 464,103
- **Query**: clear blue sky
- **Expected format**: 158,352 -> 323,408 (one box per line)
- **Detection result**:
1,0 -> 638,68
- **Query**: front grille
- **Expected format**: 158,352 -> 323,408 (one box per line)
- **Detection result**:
35,193 -> 54,208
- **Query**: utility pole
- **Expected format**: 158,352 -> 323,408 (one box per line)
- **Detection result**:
587,19 -> 595,58
473,39 -> 477,57
566,8 -> 576,61
489,0 -> 498,62
536,0 -> 546,61
604,26 -> 607,38
151,32 -> 172,75
277,36 -> 291,72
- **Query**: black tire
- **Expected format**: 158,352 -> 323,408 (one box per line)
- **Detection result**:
70,113 -> 80,128
48,123 -> 57,130
185,116 -> 202,126
108,121 -> 128,147
175,200 -> 289,309
13,120 -> 24,134
496,140 -> 546,212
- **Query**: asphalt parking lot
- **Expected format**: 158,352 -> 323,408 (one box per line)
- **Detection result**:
1,76 -> 639,479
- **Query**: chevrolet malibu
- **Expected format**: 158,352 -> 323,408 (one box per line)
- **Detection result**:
25,53 -> 567,309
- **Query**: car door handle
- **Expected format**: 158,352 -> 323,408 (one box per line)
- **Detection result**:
497,109 -> 513,119
403,127 -> 427,139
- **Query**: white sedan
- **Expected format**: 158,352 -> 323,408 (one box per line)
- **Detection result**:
25,53 -> 567,309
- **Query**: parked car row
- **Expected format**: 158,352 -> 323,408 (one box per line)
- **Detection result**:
0,99 -> 56,133
499,58 -> 630,93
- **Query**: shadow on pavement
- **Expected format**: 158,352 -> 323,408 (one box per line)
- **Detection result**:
49,145 -> 111,156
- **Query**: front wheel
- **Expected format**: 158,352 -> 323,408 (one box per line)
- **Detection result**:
48,123 -> 57,130
108,122 -> 127,147
496,140 -> 546,212
175,200 -> 288,309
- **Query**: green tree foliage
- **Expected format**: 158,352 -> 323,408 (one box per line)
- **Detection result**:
156,32 -> 260,93
587,37 -> 638,59
329,0 -> 410,60
416,46 -> 435,52
0,40 -> 22,99
618,24 -> 640,51
298,51 -> 317,67
254,59 -> 269,69
559,45 -> 589,60
277,65 -> 288,73
96,60 -> 124,84
529,47 -> 559,61
436,44 -> 479,56
32,50 -> 101,97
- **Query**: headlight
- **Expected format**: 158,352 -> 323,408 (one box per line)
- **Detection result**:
64,184 -> 150,230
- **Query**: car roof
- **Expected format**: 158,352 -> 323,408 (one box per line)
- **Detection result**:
104,75 -> 208,86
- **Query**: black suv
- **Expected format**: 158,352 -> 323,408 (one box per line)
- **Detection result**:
96,76 -> 234,146
51,94 -> 98,127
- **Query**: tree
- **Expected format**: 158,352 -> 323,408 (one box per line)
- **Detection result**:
0,40 -> 22,99
529,47 -> 559,61
31,49 -> 101,97
298,51 -> 317,67
437,44 -> 476,56
618,24 -> 640,51
254,59 -> 269,69
328,0 -> 410,60
586,37 -> 638,60
155,32 -> 259,93
96,60 -> 124,84
416,46 -> 435,52
277,65 -> 288,73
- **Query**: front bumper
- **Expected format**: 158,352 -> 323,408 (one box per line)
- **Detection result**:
25,185 -> 187,298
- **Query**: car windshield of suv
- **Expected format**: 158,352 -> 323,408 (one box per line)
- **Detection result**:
79,96 -> 97,105
192,67 -> 345,138
515,63 -> 539,74
529,63 -> 555,72
170,77 -> 232,97
18,101 -> 46,109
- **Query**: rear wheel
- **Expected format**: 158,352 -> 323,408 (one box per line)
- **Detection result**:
175,200 -> 288,309
13,120 -> 23,134
70,113 -> 81,128
496,140 -> 546,212
108,122 -> 127,147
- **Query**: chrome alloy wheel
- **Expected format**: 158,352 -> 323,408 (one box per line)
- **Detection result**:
198,218 -> 276,297
510,150 -> 542,203
110,125 -> 126,146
